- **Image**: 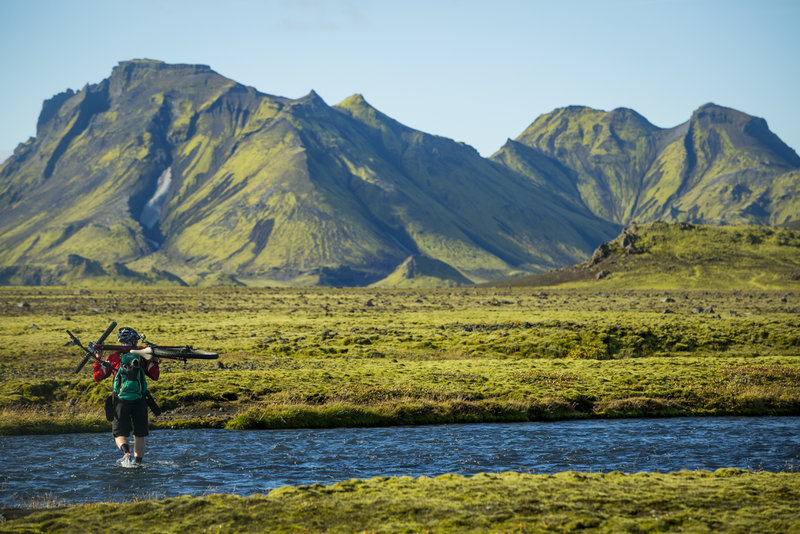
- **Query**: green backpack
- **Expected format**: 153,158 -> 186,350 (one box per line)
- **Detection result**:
114,353 -> 147,401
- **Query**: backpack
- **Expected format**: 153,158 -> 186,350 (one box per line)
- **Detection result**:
114,353 -> 147,401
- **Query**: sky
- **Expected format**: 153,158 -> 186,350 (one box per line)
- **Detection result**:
1,0 -> 798,162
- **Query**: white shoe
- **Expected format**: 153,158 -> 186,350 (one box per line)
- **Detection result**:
117,452 -> 134,466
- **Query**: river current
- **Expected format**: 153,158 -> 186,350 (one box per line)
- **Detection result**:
2,416 -> 798,507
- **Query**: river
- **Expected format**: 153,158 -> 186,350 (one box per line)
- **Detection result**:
1,416 -> 798,507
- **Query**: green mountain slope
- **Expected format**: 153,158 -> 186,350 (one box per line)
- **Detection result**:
0,254 -> 187,287
493,104 -> 800,226
487,222 -> 800,290
0,60 -> 619,287
331,94 -> 618,282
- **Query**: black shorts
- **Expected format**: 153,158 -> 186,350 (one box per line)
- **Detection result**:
112,397 -> 149,437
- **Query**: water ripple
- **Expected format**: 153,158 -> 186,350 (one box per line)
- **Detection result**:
1,416 -> 798,506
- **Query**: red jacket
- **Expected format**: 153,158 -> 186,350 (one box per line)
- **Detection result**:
93,352 -> 160,383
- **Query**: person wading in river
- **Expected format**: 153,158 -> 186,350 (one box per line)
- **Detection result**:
94,327 -> 159,466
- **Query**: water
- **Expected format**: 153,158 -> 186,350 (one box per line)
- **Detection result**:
1,416 -> 798,507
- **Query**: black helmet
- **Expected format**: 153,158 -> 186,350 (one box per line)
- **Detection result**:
117,327 -> 140,345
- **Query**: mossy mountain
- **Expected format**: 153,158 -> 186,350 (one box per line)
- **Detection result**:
0,59 -> 797,287
492,104 -> 800,226
0,60 -> 616,286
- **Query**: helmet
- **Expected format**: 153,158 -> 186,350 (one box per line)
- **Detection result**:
117,327 -> 140,345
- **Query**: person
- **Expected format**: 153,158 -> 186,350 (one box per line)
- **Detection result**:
94,326 -> 159,466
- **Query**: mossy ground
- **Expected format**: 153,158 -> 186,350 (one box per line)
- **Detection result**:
493,222 -> 800,290
2,470 -> 798,532
1,286 -> 798,434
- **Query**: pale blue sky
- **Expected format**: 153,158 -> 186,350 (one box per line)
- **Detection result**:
1,0 -> 798,162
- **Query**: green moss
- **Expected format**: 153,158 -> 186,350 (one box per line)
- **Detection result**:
1,286 -> 799,434
500,221 -> 800,290
503,104 -> 799,227
3,471 -> 799,532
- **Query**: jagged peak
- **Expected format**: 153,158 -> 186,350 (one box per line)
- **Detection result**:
37,89 -> 77,131
494,138 -> 522,156
287,90 -> 329,113
335,93 -> 410,135
336,93 -> 371,109
336,93 -> 388,119
298,89 -> 326,103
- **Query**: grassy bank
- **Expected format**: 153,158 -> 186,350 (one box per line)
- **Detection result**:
3,470 -> 799,532
1,287 -> 799,434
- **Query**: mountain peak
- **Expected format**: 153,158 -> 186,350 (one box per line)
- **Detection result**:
689,102 -> 800,166
299,89 -> 325,102
289,90 -> 328,112
694,102 -> 730,112
608,106 -> 654,126
117,58 -> 167,68
337,93 -> 371,110
334,93 -> 408,135
371,254 -> 473,288
111,58 -> 214,78
690,102 -> 747,122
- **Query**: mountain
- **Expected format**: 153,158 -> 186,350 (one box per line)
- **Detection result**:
484,222 -> 800,290
0,59 -> 619,287
370,254 -> 473,288
0,254 -> 187,287
492,104 -> 800,226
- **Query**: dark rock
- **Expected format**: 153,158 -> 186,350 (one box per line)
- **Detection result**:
589,243 -> 611,266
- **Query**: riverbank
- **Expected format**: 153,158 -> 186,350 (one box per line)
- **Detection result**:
2,470 -> 798,532
0,357 -> 800,435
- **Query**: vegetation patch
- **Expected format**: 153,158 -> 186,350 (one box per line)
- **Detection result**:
492,222 -> 800,290
2,471 -> 799,532
1,286 -> 798,434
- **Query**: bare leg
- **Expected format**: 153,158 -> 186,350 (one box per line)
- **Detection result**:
115,435 -> 129,451
133,436 -> 145,460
